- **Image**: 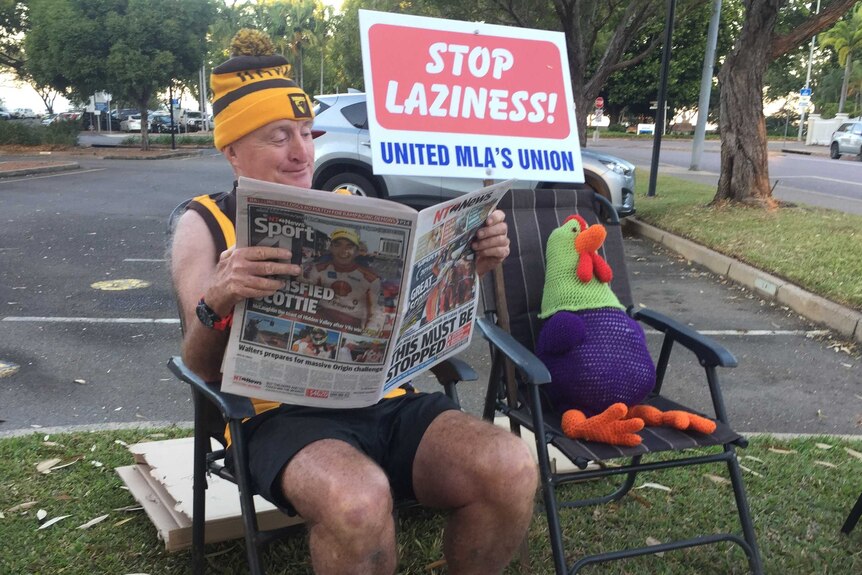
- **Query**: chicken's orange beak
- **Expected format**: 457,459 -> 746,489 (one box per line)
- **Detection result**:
575,223 -> 606,254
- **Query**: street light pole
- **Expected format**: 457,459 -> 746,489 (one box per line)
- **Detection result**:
798,0 -> 821,142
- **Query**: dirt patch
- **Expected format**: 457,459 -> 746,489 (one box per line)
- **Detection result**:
0,160 -> 73,171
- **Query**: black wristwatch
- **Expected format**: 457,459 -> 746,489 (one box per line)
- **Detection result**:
196,297 -> 233,331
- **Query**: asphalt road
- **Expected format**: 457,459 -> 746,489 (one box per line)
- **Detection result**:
0,152 -> 860,437
592,137 -> 862,215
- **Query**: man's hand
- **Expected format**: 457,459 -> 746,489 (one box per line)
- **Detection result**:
472,209 -> 510,278
205,246 -> 301,315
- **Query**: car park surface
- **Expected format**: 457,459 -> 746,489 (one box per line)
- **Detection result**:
312,92 -> 635,215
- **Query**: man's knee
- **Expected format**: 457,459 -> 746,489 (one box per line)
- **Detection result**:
483,431 -> 538,501
303,466 -> 394,537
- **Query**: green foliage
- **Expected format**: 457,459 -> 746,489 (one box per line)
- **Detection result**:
604,0 -> 735,123
636,172 -> 862,310
0,120 -> 79,146
0,0 -> 27,74
25,0 -> 214,114
2,430 -> 861,573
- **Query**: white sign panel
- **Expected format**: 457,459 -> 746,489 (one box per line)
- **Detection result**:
359,10 -> 583,183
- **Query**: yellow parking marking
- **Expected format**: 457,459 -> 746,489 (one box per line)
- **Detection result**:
0,168 -> 105,184
90,279 -> 151,291
0,360 -> 20,378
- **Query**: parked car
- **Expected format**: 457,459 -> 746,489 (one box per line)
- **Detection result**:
0,106 -> 11,120
311,92 -> 635,215
183,111 -> 209,131
150,114 -> 178,133
13,108 -> 36,119
830,121 -> 862,159
41,114 -> 58,126
120,114 -> 143,132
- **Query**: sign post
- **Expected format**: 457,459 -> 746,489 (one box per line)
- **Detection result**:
358,10 -> 583,185
593,97 -> 604,141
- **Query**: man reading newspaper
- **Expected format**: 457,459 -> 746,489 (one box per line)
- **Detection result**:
170,30 -> 536,575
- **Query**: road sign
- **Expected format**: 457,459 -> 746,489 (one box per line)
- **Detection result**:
595,96 -> 604,109
800,87 -> 812,97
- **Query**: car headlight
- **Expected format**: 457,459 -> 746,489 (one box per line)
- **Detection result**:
599,159 -> 630,175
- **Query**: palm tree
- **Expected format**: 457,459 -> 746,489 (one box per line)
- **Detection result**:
821,4 -> 862,114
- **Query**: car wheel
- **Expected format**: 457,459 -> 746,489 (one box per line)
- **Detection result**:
830,142 -> 841,159
321,172 -> 380,198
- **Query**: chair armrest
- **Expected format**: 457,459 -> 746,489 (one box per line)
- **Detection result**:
430,357 -> 477,386
633,308 -> 737,368
167,356 -> 257,420
476,318 -> 552,385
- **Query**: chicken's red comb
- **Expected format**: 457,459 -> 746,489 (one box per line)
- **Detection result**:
564,214 -> 588,231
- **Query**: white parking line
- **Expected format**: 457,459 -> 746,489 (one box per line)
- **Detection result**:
0,168 -> 105,183
2,316 -> 179,324
123,258 -> 167,262
645,329 -> 830,337
0,316 -> 829,336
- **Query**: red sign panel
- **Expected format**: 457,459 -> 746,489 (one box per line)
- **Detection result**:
366,23 -> 570,139
595,97 -> 604,109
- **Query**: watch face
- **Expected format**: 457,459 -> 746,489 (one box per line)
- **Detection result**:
196,301 -> 216,328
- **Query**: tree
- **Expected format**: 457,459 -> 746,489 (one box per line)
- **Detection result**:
0,0 -> 25,75
26,0 -> 214,150
715,0 -> 858,208
820,3 -> 862,114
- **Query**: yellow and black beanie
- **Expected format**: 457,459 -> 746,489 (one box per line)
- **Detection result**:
211,29 -> 314,150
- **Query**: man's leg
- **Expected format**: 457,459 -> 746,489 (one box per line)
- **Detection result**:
412,411 -> 538,575
279,439 -> 397,575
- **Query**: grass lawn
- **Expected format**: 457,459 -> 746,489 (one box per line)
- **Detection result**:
2,428 -> 861,574
634,173 -> 862,312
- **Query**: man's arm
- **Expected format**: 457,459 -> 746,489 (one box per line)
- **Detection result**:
471,209 -> 510,277
170,210 -> 300,381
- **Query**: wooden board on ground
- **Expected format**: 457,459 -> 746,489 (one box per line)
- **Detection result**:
116,437 -> 303,552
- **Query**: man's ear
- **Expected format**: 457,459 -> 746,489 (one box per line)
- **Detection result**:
222,144 -> 238,169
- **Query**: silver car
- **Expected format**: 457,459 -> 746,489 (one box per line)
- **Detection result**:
830,121 -> 862,159
312,92 -> 635,216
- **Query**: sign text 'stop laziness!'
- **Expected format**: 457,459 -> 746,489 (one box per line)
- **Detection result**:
366,24 -> 569,139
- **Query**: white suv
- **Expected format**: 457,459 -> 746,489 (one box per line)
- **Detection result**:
312,92 -> 635,216
830,121 -> 862,159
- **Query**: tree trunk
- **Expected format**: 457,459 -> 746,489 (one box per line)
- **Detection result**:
839,53 -> 852,113
714,0 -> 781,209
715,0 -> 858,207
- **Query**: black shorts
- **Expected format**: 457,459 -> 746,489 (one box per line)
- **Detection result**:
226,392 -> 459,513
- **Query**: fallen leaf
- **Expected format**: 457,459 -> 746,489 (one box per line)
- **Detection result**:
50,457 -> 82,472
743,455 -> 765,464
425,558 -> 447,570
844,447 -> 862,461
704,474 -> 731,485
814,461 -> 837,468
114,439 -> 129,447
768,448 -> 797,455
815,443 -> 834,450
37,515 -> 70,530
7,501 -> 38,513
113,505 -> 143,512
36,458 -> 62,473
90,460 -> 103,468
645,536 -> 665,557
0,511 -> 5,519
74,378 -> 86,384
635,482 -> 672,492
77,514 -> 109,529
36,509 -> 47,521
42,441 -> 60,447
740,465 -> 763,477
628,492 -> 653,508
113,517 -> 135,527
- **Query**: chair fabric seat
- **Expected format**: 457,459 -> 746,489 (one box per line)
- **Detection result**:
507,395 -> 740,464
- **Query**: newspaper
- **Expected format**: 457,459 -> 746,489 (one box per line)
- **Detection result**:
220,176 -> 512,408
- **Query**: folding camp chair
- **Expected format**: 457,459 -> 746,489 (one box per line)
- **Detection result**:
842,491 -> 862,534
478,188 -> 763,574
166,196 -> 476,575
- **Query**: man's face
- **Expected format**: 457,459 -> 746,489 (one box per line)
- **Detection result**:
224,119 -> 315,188
330,238 -> 358,266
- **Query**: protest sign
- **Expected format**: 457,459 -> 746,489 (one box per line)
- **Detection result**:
359,9 -> 583,183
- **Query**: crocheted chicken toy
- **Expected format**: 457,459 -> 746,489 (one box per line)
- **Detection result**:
535,215 -> 716,446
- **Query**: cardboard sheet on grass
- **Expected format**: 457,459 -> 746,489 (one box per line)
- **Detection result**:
116,437 -> 303,552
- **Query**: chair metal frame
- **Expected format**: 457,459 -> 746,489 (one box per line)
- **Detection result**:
842,491 -> 862,534
478,188 -> 763,574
